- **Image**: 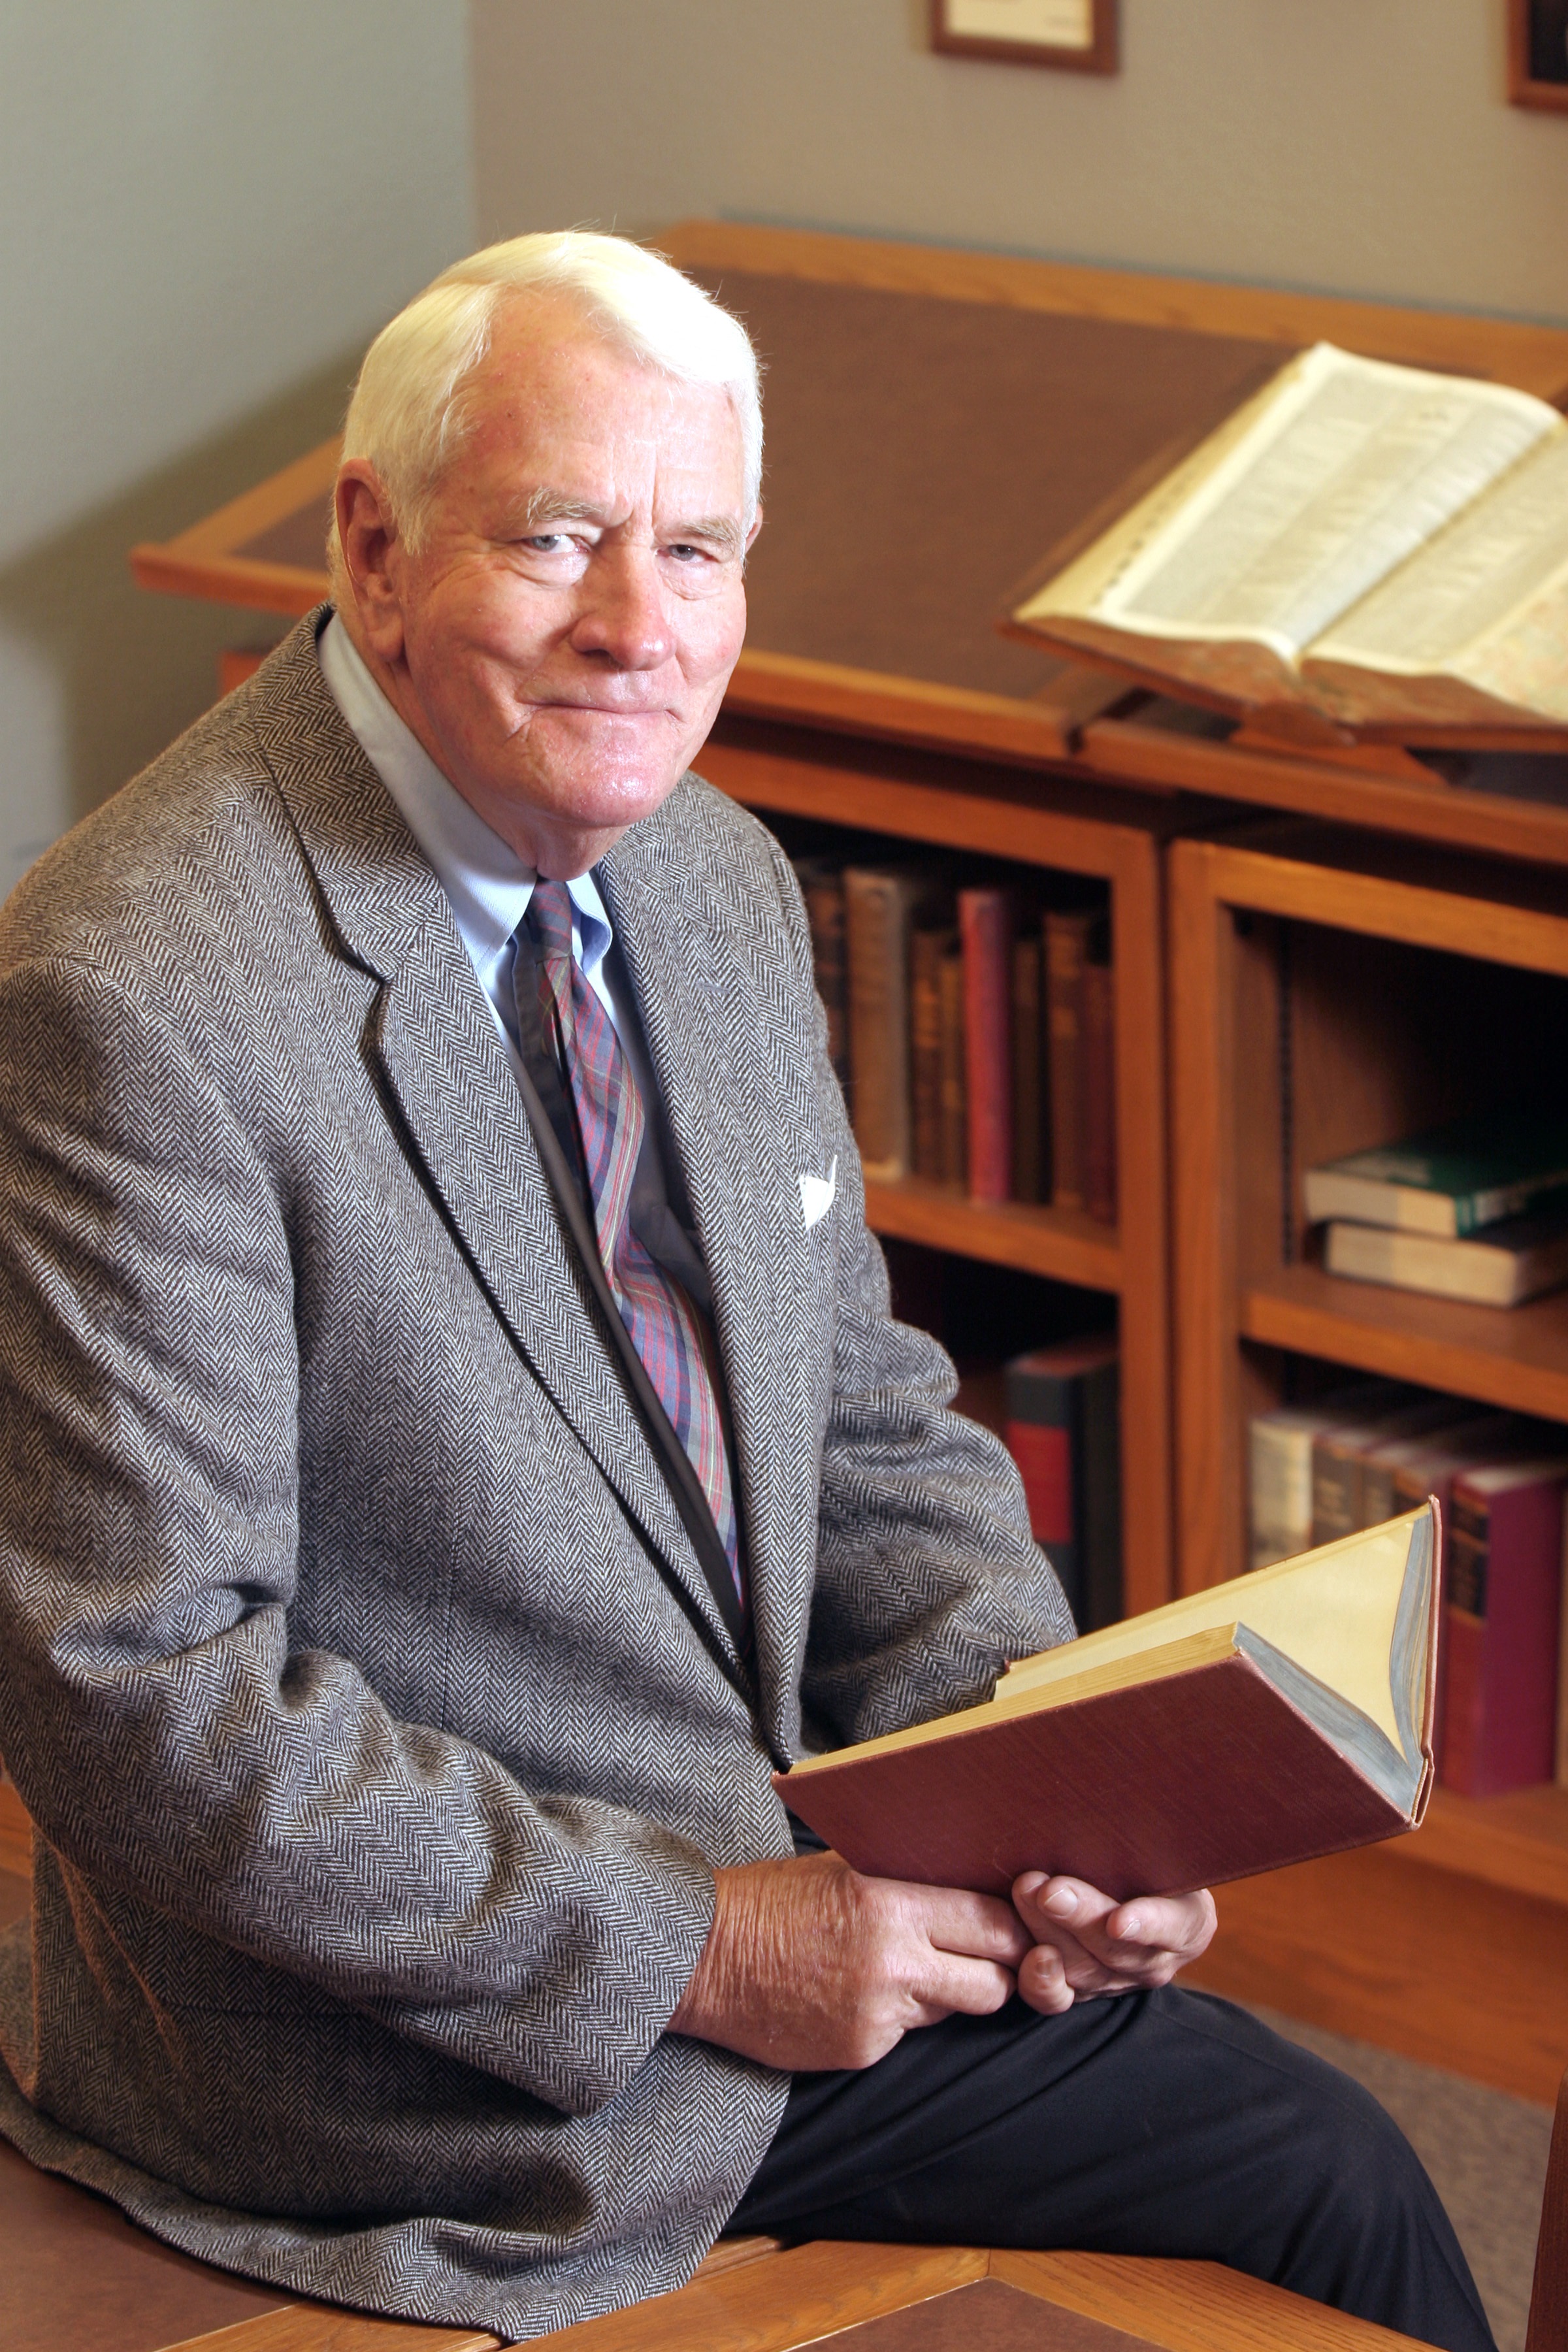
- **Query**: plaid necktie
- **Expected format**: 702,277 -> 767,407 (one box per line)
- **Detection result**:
521,879 -> 743,1604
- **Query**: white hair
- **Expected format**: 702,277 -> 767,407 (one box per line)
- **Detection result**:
330,231 -> 762,576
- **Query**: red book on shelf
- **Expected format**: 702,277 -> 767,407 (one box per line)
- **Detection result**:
1441,1455 -> 1568,1797
959,888 -> 1015,1203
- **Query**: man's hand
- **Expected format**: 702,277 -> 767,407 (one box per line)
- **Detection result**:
1011,1872 -> 1217,2014
668,1850 -> 1032,2072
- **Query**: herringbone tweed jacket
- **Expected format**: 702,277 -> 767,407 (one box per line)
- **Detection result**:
0,615 -> 1071,2339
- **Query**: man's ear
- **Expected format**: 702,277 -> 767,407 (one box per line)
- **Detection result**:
334,463 -> 408,662
745,501 -> 764,554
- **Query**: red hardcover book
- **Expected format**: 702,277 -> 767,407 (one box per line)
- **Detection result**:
778,1508 -> 1440,1902
959,888 -> 1014,1203
1442,1456 -> 1568,1796
1004,1334 -> 1121,1632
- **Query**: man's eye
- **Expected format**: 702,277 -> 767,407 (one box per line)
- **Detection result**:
667,543 -> 706,562
525,534 -> 572,553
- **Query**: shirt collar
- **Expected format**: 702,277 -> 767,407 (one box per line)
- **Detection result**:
316,612 -> 614,981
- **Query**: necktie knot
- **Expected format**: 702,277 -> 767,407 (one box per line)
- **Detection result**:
526,877 -> 576,968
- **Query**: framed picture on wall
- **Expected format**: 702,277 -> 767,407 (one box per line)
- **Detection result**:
930,0 -> 1119,75
1508,0 -> 1568,108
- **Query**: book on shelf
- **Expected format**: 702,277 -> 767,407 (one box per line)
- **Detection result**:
1003,1334 -> 1121,1633
1011,935 -> 1045,1205
843,864 -> 939,1183
1442,1456 -> 1568,1797
1310,1392 -> 1475,1550
1303,1107 -> 1568,1237
794,858 -> 849,1088
1046,904 -> 1115,1226
777,1506 -> 1440,1903
1387,1415 -> 1556,1778
1006,341 -> 1568,748
909,924 -> 955,1184
1363,1411 -> 1505,1530
959,887 -> 1015,1204
938,943 -> 968,1188
1324,1209 -> 1568,1307
1248,1379 -> 1406,1569
802,852 -> 1111,1218
1044,909 -> 1091,1215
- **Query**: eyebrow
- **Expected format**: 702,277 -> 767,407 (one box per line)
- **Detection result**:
512,487 -> 744,557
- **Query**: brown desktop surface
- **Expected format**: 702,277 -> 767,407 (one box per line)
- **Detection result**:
685,270 -> 1293,700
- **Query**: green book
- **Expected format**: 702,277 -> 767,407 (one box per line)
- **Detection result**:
1303,1108 -> 1568,1238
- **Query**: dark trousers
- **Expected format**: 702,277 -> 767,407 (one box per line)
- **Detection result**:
732,1985 -> 1495,2352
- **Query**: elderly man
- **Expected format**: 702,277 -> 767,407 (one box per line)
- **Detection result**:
0,235 -> 1491,2350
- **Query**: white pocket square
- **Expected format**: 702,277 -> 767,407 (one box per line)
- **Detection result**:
798,1157 -> 837,1230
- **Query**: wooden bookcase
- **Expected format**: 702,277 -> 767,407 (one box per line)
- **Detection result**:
1169,821 -> 1568,2099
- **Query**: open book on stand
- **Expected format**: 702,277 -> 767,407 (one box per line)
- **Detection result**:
1005,343 -> 1568,748
776,1504 -> 1439,1901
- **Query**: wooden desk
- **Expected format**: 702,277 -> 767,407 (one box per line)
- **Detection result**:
127,225 -> 1568,2101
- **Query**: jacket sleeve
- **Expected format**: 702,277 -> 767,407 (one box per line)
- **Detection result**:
0,954 -> 717,2118
761,847 -> 1078,1753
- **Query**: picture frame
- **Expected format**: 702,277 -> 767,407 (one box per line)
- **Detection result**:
930,0 -> 1118,76
1508,0 -> 1568,110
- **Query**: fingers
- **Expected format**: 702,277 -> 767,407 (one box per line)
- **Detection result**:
1011,1874 -> 1219,2012
1107,1886 -> 1217,1961
907,1948 -> 1021,2023
913,1882 -> 1034,1968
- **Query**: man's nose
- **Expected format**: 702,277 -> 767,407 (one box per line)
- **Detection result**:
569,547 -> 673,671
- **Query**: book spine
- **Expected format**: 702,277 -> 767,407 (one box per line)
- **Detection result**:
844,872 -> 913,1183
1441,1477 -> 1564,1797
1249,1416 -> 1315,1570
960,889 -> 1013,1204
909,928 -> 953,1183
1011,936 -> 1044,1205
1045,911 -> 1090,1213
1311,1435 -> 1362,1550
1082,948 -> 1116,1226
801,867 -> 849,1088
938,944 -> 968,1189
1003,1388 -> 1081,1625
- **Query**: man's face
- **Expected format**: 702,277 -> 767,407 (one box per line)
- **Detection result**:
341,294 -> 757,874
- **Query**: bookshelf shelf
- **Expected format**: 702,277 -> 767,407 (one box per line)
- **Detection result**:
1169,820 -> 1568,2100
865,1179 -> 1120,1290
1394,1784 -> 1568,1910
1240,1266 -> 1568,1426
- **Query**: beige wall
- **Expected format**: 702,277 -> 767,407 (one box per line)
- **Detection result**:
473,0 -> 1568,323
1,1 -> 474,894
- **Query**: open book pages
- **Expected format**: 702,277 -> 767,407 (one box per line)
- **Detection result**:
1309,431 -> 1568,719
1011,343 -> 1568,732
789,1506 -> 1436,1819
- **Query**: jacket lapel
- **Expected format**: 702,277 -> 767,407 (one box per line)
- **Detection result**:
249,623 -> 751,1687
600,801 -> 833,1759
